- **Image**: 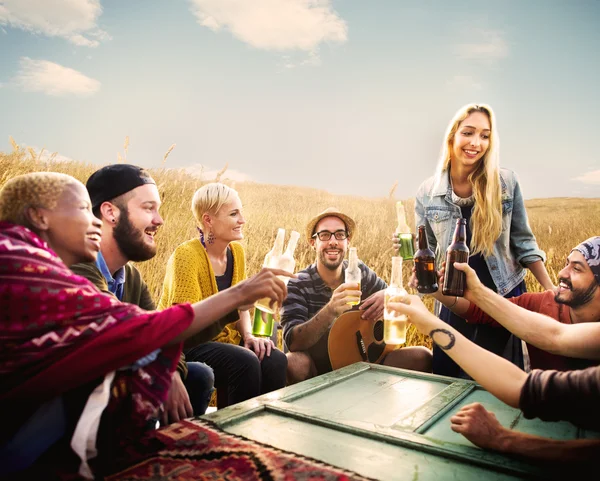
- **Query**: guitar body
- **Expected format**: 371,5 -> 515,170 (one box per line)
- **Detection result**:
328,310 -> 400,370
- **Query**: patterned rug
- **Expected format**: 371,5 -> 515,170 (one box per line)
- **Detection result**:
107,419 -> 375,481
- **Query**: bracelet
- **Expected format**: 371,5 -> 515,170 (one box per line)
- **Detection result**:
448,296 -> 458,309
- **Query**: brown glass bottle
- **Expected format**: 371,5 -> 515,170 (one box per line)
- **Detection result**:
442,218 -> 470,297
414,225 -> 438,294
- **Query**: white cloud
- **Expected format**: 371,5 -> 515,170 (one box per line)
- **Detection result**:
0,0 -> 109,47
454,29 -> 508,63
447,75 -> 482,90
187,0 -> 347,61
572,170 -> 600,185
14,57 -> 101,97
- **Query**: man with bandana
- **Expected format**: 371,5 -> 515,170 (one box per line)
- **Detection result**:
431,236 -> 600,373
388,237 -> 600,464
71,164 -> 215,425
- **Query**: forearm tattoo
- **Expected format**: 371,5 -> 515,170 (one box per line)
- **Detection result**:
429,328 -> 456,350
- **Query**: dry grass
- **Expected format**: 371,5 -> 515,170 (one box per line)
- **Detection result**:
2,144 -> 599,349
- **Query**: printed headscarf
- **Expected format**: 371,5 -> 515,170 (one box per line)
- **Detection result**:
572,236 -> 600,285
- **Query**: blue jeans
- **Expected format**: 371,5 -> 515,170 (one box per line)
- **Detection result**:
183,361 -> 215,416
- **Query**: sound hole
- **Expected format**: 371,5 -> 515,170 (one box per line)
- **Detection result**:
374,320 -> 384,342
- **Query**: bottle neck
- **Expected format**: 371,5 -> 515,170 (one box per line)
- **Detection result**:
271,229 -> 285,257
452,222 -> 467,244
284,231 -> 300,257
417,227 -> 429,250
348,248 -> 358,269
396,202 -> 410,233
389,257 -> 404,287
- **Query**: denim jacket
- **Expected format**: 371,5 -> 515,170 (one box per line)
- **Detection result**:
415,168 -> 546,295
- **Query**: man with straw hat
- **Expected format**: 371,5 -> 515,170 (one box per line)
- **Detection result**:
281,208 -> 432,383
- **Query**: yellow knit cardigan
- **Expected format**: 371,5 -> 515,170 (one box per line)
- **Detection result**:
158,239 -> 246,345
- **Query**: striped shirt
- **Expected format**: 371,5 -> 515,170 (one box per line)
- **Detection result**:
281,260 -> 387,374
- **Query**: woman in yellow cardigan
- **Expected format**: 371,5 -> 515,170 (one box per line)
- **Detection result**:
159,183 -> 287,408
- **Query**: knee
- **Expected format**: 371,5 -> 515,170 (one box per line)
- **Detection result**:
186,361 -> 215,387
407,346 -> 433,373
286,352 -> 315,384
236,347 -> 262,377
263,348 -> 287,371
384,346 -> 432,373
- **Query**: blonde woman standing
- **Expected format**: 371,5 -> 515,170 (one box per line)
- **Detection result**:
159,183 -> 287,408
413,103 -> 554,378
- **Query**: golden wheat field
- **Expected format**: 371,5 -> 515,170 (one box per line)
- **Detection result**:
2,144 -> 600,348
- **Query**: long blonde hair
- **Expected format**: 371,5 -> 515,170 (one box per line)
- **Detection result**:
433,103 -> 502,257
191,182 -> 238,230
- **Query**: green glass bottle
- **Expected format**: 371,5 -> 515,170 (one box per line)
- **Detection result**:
252,307 -> 274,338
395,201 -> 415,261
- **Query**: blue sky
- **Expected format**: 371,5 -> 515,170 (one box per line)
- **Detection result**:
1,0 -> 599,199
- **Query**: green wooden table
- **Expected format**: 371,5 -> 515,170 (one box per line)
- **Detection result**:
203,362 -> 598,480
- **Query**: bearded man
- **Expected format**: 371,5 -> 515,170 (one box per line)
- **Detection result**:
280,208 -> 432,384
433,236 -> 600,372
71,164 -> 214,425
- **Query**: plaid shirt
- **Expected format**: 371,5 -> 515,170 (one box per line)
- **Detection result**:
281,260 -> 387,374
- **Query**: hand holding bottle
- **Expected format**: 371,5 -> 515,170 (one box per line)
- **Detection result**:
327,282 -> 362,318
386,294 -> 439,337
438,261 -> 485,303
237,267 -> 296,311
255,229 -> 299,315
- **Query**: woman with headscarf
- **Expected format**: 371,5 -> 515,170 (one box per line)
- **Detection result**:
0,172 -> 289,478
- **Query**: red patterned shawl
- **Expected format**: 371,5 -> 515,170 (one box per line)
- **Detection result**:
0,222 -> 193,446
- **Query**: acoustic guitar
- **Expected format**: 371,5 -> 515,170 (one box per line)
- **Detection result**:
328,310 -> 400,370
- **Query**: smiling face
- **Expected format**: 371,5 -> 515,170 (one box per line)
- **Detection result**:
555,250 -> 599,308
311,216 -> 349,271
112,183 -> 163,262
207,193 -> 246,243
43,181 -> 103,266
450,111 -> 491,171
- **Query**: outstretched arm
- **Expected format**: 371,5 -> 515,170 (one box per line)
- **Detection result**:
170,268 -> 292,344
455,262 -> 600,360
388,295 -> 526,407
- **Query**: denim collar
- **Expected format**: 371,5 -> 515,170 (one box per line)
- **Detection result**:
431,169 -> 509,200
95,251 -> 126,300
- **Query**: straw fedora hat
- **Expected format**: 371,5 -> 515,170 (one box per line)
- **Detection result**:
305,207 -> 357,242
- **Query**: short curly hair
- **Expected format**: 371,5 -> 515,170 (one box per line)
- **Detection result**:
0,172 -> 78,227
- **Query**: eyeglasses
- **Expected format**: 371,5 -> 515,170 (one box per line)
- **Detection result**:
312,230 -> 349,241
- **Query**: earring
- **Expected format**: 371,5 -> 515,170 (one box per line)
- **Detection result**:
112,218 -> 116,223
207,229 -> 215,245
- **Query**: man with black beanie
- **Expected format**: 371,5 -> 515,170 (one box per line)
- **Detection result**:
71,164 -> 215,425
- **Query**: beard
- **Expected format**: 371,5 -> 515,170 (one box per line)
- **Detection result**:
318,247 -> 345,270
113,208 -> 157,262
554,277 -> 598,308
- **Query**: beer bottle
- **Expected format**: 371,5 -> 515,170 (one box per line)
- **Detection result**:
344,247 -> 361,306
442,218 -> 470,297
414,225 -> 438,294
395,201 -> 415,261
254,228 -> 286,316
383,256 -> 408,345
254,228 -> 299,328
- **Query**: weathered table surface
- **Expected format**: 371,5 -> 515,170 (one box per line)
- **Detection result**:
203,362 -> 598,480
